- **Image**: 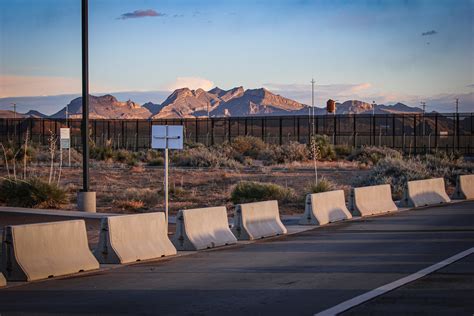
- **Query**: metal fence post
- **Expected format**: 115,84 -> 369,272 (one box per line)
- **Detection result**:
279,117 -> 283,145
414,115 -> 417,155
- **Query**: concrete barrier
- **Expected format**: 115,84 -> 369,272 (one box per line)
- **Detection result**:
94,213 -> 177,264
452,175 -> 474,200
299,190 -> 352,225
232,200 -> 287,240
172,206 -> 237,251
401,178 -> 451,207
351,184 -> 398,216
0,272 -> 5,287
1,220 -> 99,281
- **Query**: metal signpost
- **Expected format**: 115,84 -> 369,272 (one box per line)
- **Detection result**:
151,125 -> 184,233
60,128 -> 71,167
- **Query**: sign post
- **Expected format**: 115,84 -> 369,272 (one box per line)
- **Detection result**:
60,128 -> 71,167
151,125 -> 184,234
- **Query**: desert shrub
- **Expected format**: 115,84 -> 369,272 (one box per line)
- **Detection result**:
0,178 -> 67,208
142,149 -> 162,163
279,142 -> 310,163
173,146 -> 242,169
113,188 -> 160,211
334,144 -> 352,158
90,145 -> 114,161
348,146 -> 402,165
353,157 -> 430,199
230,136 -> 267,159
307,177 -> 336,193
230,181 -> 296,204
113,149 -> 139,166
148,157 -> 164,166
310,135 -> 336,160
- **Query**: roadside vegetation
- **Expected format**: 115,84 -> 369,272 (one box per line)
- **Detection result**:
1,134 -> 472,211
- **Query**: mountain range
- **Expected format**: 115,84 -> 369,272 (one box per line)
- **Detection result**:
1,86 -> 424,119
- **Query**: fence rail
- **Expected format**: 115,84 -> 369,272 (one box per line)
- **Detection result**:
1,113 -> 473,155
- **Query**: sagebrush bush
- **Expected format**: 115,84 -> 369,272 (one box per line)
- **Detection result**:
352,153 -> 473,199
173,146 -> 242,169
230,136 -> 267,159
307,177 -> 336,193
0,178 -> 67,208
279,142 -> 310,163
349,146 -> 402,165
113,188 -> 160,211
230,181 -> 296,204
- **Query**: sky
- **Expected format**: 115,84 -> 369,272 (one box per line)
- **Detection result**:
0,0 -> 473,113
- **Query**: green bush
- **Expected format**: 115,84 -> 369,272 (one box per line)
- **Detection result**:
0,178 -> 67,208
334,144 -> 352,158
90,145 -> 114,161
279,142 -> 310,163
307,177 -> 335,193
230,181 -> 296,204
348,146 -> 402,165
352,153 -> 473,199
310,135 -> 336,160
173,146 -> 242,169
148,157 -> 164,166
230,136 -> 267,159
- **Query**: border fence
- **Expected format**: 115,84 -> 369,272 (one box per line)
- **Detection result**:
0,113 -> 473,155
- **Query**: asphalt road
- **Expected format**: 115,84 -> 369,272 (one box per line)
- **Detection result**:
0,201 -> 473,316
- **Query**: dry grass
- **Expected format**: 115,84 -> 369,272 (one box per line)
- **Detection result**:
0,160 -> 368,215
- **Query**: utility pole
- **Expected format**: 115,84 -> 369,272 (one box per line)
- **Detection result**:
455,98 -> 459,114
311,78 -> 315,136
421,101 -> 426,136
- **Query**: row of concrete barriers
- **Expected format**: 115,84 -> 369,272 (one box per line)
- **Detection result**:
0,199 -> 287,283
0,174 -> 472,285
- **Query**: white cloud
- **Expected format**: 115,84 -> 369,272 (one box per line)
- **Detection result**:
0,75 -> 114,98
0,75 -> 81,98
164,77 -> 214,91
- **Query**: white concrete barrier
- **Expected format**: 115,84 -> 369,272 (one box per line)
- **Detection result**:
94,213 -> 177,264
1,220 -> 99,281
452,175 -> 474,200
401,178 -> 451,207
351,184 -> 398,216
232,200 -> 287,240
299,190 -> 352,225
0,272 -> 5,287
172,206 -> 237,251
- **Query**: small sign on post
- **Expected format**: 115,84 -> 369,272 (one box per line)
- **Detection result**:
151,125 -> 184,234
60,128 -> 71,167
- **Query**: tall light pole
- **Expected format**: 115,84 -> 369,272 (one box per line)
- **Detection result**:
311,78 -> 315,136
78,0 -> 96,212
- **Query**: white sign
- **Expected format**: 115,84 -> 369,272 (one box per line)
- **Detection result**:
152,125 -> 183,149
60,128 -> 70,149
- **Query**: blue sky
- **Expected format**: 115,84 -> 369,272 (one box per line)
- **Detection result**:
1,0 -> 473,112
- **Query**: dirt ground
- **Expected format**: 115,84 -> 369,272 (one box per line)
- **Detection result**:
0,160 -> 368,216
0,161 -> 368,215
